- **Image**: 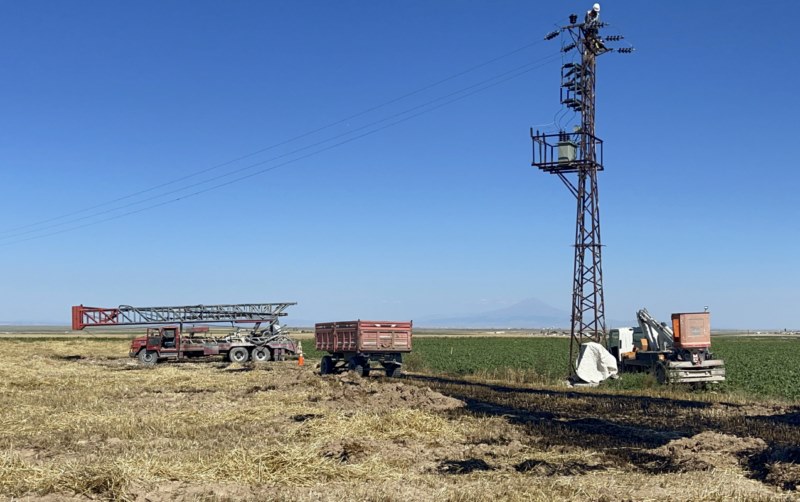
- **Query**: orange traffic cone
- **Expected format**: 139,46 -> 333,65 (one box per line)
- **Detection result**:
297,341 -> 304,367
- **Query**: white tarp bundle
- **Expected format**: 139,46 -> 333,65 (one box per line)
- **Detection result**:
574,342 -> 619,384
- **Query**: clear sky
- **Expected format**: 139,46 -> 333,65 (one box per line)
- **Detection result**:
0,1 -> 796,329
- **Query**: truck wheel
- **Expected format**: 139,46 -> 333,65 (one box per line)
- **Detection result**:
320,355 -> 334,375
252,347 -> 269,362
138,350 -> 158,366
229,347 -> 249,363
385,365 -> 402,378
353,364 -> 369,378
653,362 -> 668,385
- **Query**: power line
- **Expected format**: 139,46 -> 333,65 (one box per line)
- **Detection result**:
0,51 -> 562,242
2,53 -> 562,246
0,38 -> 548,237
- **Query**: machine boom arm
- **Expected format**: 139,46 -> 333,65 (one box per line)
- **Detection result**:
636,308 -> 674,352
72,302 -> 297,330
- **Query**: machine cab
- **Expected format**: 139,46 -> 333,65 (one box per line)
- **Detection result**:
607,327 -> 642,361
139,326 -> 181,357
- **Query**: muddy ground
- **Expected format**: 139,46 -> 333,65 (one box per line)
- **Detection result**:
0,340 -> 799,501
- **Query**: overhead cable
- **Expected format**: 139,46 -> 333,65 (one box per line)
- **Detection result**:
1,53 -> 562,246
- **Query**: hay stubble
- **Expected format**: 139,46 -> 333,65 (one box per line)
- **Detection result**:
0,339 -> 796,501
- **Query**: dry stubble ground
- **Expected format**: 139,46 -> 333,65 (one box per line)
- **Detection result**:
0,339 -> 799,501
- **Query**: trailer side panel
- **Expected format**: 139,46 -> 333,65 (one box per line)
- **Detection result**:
315,320 -> 412,353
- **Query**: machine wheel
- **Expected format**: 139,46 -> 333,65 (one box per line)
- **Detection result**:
229,347 -> 249,363
348,358 -> 369,377
320,355 -> 334,375
138,350 -> 158,366
653,362 -> 669,385
385,365 -> 402,378
252,347 -> 269,362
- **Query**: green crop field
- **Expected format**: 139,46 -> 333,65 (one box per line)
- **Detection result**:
713,337 -> 800,401
309,336 -> 800,401
403,337 -> 567,383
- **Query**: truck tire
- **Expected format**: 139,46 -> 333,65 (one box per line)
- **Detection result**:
353,364 -> 369,378
385,365 -> 402,378
320,355 -> 334,375
252,347 -> 269,362
229,347 -> 249,363
653,362 -> 668,385
138,350 -> 158,366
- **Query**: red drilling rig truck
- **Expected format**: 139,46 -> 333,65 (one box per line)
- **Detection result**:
71,302 -> 299,365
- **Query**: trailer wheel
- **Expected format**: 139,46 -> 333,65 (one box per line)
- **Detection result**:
252,347 -> 270,362
138,350 -> 158,366
347,357 -> 369,377
385,365 -> 402,378
229,347 -> 249,363
320,356 -> 334,375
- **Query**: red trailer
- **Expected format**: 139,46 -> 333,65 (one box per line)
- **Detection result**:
315,320 -> 412,377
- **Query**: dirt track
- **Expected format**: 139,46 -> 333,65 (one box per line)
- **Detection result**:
1,340 -> 799,501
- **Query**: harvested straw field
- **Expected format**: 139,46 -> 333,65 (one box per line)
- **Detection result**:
1,338 -> 799,501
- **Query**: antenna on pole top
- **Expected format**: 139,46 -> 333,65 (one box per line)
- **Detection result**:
530,3 -> 633,374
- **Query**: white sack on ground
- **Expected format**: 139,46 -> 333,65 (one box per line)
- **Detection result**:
574,341 -> 618,383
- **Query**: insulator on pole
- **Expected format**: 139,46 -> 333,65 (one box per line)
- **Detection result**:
545,30 -> 560,40
562,43 -> 577,53
617,47 -> 634,53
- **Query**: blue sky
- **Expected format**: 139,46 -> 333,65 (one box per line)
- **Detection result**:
0,1 -> 796,329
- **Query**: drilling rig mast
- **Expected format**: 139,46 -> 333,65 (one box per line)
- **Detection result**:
531,4 -> 632,370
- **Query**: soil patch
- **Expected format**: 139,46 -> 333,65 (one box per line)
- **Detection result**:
653,431 -> 767,472
746,444 -> 800,491
323,372 -> 465,413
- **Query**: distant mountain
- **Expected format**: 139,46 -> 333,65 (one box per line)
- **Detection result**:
268,299 -> 630,330
419,298 -> 570,329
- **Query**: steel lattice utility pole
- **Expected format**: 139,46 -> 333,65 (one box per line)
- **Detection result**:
531,5 -> 632,371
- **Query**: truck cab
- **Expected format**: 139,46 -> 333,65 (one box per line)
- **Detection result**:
129,325 -> 214,364
129,326 -> 182,363
607,327 -> 642,361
